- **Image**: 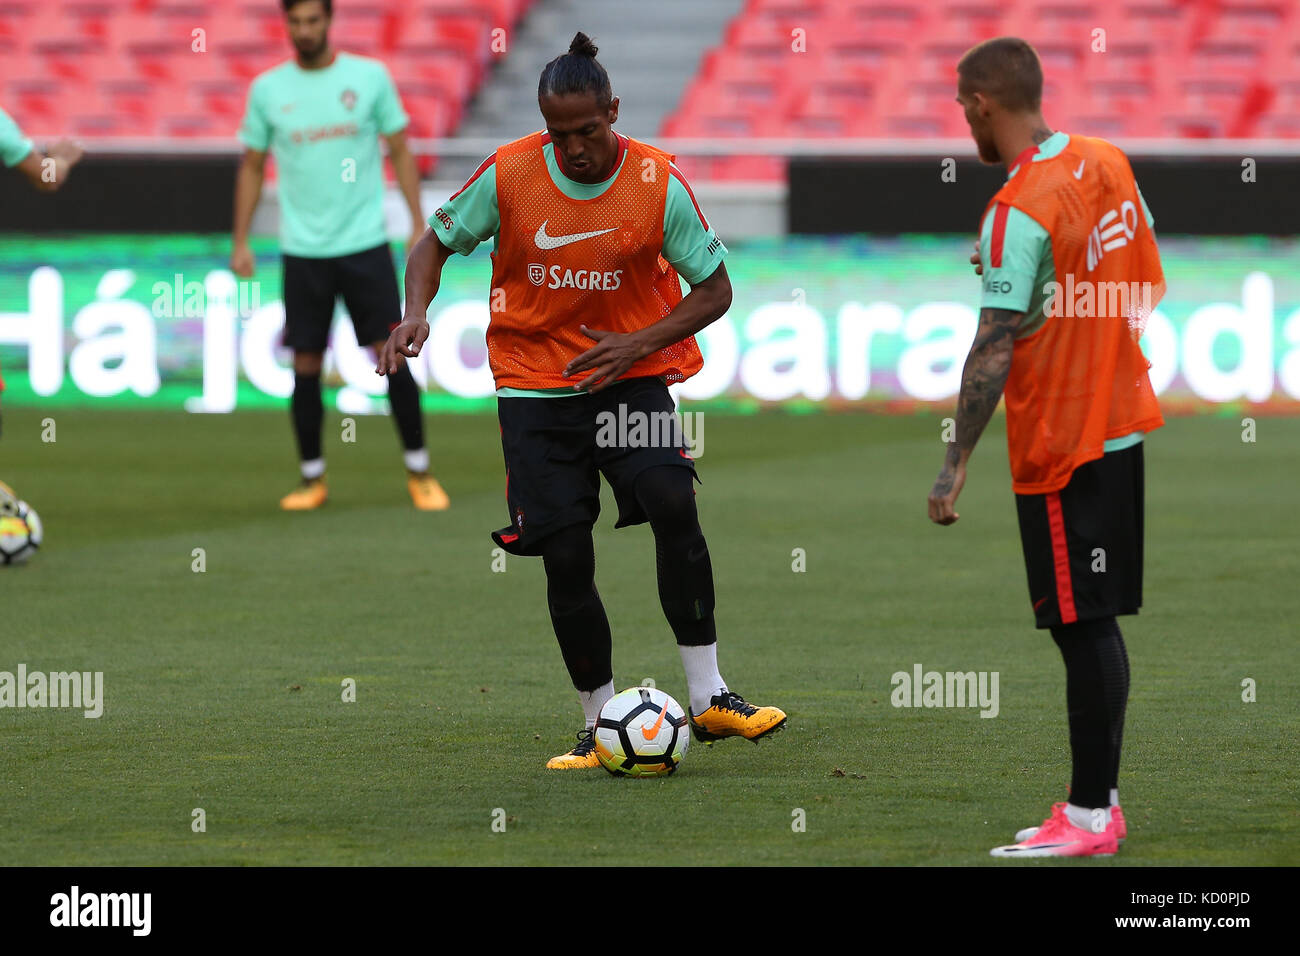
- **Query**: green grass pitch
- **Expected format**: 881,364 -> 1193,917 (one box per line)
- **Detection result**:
0,406 -> 1296,865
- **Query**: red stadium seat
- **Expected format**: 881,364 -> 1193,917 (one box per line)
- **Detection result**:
1112,0 -> 1194,50
31,38 -> 97,84
390,50 -> 475,105
159,114 -> 223,138
914,17 -> 1006,51
785,86 -> 873,138
726,15 -> 799,55
417,0 -> 529,27
672,154 -> 786,182
1200,1 -> 1294,47
1253,112 -> 1300,136
826,2 -> 931,47
401,93 -> 451,138
704,50 -> 799,114
215,41 -> 290,83
97,78 -> 160,130
189,80 -> 247,122
6,78 -> 68,135
330,8 -> 408,55
1064,112 -> 1148,138
233,2 -> 287,45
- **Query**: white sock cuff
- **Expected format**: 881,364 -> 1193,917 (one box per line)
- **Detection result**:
579,681 -> 615,730
1065,802 -> 1111,832
403,448 -> 430,474
300,458 -> 325,480
679,643 -> 726,715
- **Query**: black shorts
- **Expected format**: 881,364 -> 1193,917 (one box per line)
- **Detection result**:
281,243 -> 401,353
492,377 -> 699,556
1015,442 -> 1145,629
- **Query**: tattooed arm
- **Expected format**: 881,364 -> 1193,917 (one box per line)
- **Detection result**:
927,307 -> 1023,525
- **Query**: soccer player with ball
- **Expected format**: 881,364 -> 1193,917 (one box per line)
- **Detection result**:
378,33 -> 786,769
929,38 -> 1163,857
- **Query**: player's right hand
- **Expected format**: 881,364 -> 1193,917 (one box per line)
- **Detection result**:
377,316 -> 429,375
230,242 -> 255,278
46,138 -> 84,167
970,240 -> 983,276
927,460 -> 966,526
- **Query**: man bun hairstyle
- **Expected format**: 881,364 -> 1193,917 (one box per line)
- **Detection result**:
957,36 -> 1043,112
283,0 -> 332,13
538,31 -> 613,109
569,32 -> 598,58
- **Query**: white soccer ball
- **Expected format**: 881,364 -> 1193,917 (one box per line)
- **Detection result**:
0,486 -> 42,566
594,686 -> 689,777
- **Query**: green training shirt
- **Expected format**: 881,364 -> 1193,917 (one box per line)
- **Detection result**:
239,52 -> 408,258
433,134 -> 728,398
977,131 -> 1155,451
0,106 -> 33,168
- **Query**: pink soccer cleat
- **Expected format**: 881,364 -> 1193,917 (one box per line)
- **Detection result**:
991,803 -> 1119,858
1016,803 -> 1126,843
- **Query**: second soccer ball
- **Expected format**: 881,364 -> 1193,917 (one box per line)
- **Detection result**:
0,480 -> 42,566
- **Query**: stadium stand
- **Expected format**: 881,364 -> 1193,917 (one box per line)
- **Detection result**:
663,0 -> 1300,178
0,0 -> 536,150
2,0 -> 1296,185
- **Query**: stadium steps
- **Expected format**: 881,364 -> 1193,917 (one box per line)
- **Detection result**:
441,0 -> 744,182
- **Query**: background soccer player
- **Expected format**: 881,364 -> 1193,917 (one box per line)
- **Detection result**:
378,33 -> 786,768
927,37 -> 1164,857
1,105 -> 83,434
231,0 -> 448,511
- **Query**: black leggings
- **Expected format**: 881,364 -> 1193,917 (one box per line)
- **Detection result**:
1050,616 -> 1130,809
540,465 -> 716,691
632,464 -> 716,648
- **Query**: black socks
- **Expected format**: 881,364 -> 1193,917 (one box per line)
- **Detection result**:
386,362 -> 425,454
291,372 -> 323,464
293,365 -> 425,470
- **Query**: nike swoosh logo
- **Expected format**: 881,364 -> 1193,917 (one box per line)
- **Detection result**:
534,220 -> 618,250
640,698 -> 670,740
1072,160 -> 1085,179
1009,842 -> 1073,850
1033,596 -> 1049,610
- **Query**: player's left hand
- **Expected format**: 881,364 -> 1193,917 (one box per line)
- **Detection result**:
563,325 -> 647,394
928,461 -> 967,525
376,316 -> 429,376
